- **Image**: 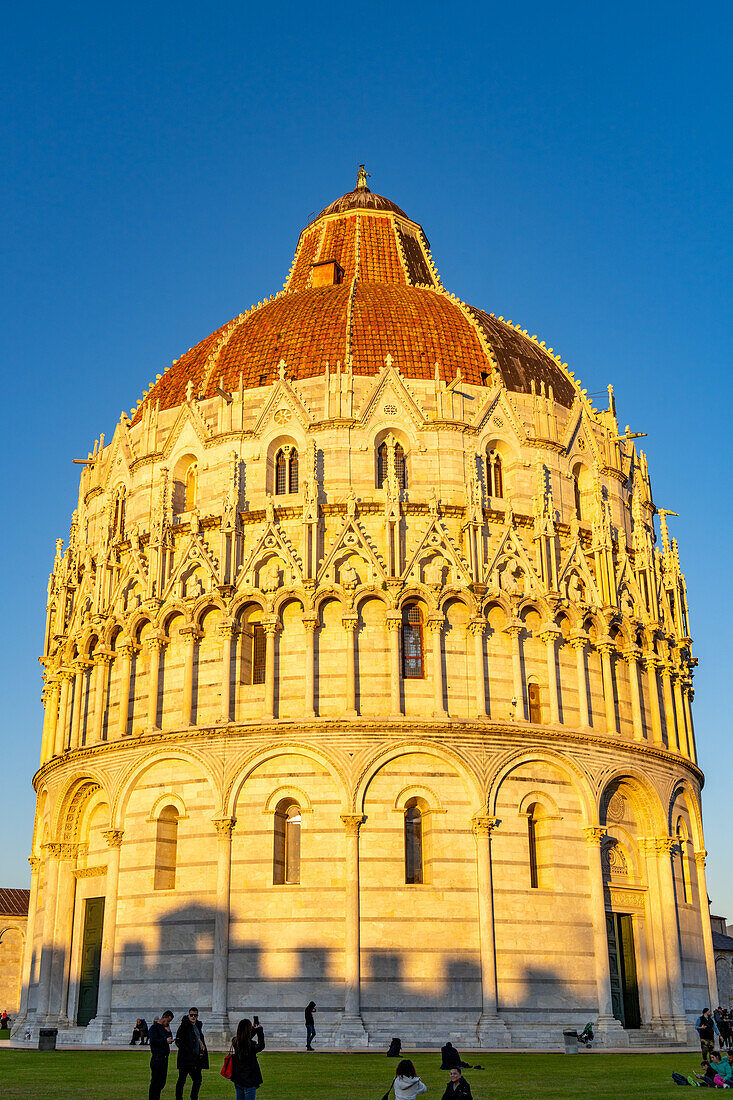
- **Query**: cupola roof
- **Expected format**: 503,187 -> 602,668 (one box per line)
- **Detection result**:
131,172 -> 579,423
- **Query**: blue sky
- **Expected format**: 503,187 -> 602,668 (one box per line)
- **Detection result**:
2,2 -> 732,910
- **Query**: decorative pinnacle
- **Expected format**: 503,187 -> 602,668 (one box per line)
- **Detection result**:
356,164 -> 371,192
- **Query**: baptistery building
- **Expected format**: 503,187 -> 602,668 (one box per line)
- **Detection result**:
16,173 -> 715,1049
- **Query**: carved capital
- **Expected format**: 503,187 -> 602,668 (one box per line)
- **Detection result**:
213,817 -> 236,838
596,637 -> 615,657
468,619 -> 487,637
301,616 -> 318,634
472,815 -> 499,838
28,856 -> 40,873
102,829 -> 124,850
58,843 -> 79,861
180,626 -> 203,642
340,813 -> 364,837
217,620 -> 237,640
583,826 -> 607,847
42,842 -> 62,859
426,617 -> 443,635
145,634 -> 167,652
504,619 -> 522,638
385,615 -> 401,633
342,616 -> 359,633
263,620 -> 279,637
642,653 -> 661,671
652,835 -> 677,855
622,647 -> 642,666
568,631 -> 589,651
694,848 -> 707,868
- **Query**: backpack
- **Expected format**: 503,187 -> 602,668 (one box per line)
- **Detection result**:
671,1072 -> 690,1086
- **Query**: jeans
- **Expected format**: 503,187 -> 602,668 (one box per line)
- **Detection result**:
306,1024 -> 316,1048
175,1065 -> 202,1100
149,1054 -> 168,1100
234,1087 -> 257,1100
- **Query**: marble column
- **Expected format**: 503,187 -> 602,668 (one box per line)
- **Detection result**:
597,639 -> 617,735
336,814 -> 368,1043
342,616 -> 359,718
643,655 -> 664,745
583,827 -> 624,1039
539,624 -> 560,725
660,662 -> 679,752
469,620 -> 487,718
427,617 -> 447,718
48,845 -> 77,1023
146,637 -> 164,730
386,614 -> 402,718
41,680 -> 60,765
14,856 -> 40,1032
652,835 -> 687,1037
218,621 -> 235,723
570,633 -> 590,728
263,620 -> 278,719
91,651 -> 112,744
673,674 -> 690,757
180,628 -> 199,727
473,816 -> 508,1046
695,848 -> 720,1010
34,844 -> 61,1022
505,620 -> 525,720
92,829 -> 124,1037
623,649 -> 645,741
116,645 -> 134,738
69,662 -> 86,750
302,616 -> 317,718
683,679 -> 697,764
54,671 -> 73,757
210,818 -> 235,1037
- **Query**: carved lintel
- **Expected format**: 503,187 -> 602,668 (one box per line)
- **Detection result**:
73,865 -> 107,879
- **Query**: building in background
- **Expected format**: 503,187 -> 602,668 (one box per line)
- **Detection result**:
0,889 -> 30,1015
14,173 -> 713,1049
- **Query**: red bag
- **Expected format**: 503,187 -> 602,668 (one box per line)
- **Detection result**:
220,1049 -> 233,1079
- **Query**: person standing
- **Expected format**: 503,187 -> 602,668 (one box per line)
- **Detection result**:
148,1011 -> 174,1100
175,1007 -> 209,1100
441,1068 -> 472,1099
696,1008 -> 717,1058
230,1017 -> 266,1100
394,1059 -> 428,1099
305,1001 -> 316,1051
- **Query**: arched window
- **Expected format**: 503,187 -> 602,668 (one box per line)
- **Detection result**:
404,800 -> 423,884
185,463 -> 198,512
273,799 -> 301,885
487,450 -> 503,498
402,604 -> 424,678
528,681 -> 542,724
251,623 -> 266,685
376,440 -> 406,490
154,805 -> 179,890
275,447 -> 298,495
526,802 -> 551,889
676,818 -> 692,904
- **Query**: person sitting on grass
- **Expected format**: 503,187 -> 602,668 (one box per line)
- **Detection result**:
693,1058 -> 719,1086
441,1067 -> 473,1099
710,1051 -> 733,1087
440,1043 -> 471,1070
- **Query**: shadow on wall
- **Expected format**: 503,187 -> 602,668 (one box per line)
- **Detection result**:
110,902 -> 584,1038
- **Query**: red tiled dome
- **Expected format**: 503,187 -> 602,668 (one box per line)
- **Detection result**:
132,183 -> 579,423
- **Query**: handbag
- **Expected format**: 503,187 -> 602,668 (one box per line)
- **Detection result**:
220,1044 -> 234,1079
379,1079 -> 396,1100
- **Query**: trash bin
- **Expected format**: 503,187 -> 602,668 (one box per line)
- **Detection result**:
562,1029 -> 578,1054
38,1028 -> 58,1052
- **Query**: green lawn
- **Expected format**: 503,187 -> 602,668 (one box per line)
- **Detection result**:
0,1050 -> 706,1099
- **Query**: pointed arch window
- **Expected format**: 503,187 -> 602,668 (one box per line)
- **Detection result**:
275,447 -> 298,495
402,604 -> 424,679
154,805 -> 179,891
487,450 -> 503,498
377,440 -> 406,490
404,800 -> 423,884
251,623 -> 266,685
273,799 -> 301,885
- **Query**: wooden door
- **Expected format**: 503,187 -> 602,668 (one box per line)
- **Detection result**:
77,897 -> 104,1026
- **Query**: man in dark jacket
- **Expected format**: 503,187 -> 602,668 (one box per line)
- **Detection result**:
175,1008 -> 209,1100
441,1068 -> 473,1099
148,1011 -> 174,1100
440,1042 -> 471,1070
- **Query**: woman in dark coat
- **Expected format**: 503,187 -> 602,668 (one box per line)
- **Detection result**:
305,1001 -> 316,1050
230,1017 -> 265,1100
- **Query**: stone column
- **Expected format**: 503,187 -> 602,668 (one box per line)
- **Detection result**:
180,628 -> 199,727
146,637 -> 164,730
472,816 -> 509,1046
638,839 -> 666,1029
386,614 -> 402,718
263,619 -> 278,720
597,638 -> 617,736
210,818 -> 235,1039
570,633 -> 590,727
652,835 -> 687,1038
682,678 -> 698,764
41,680 -> 61,765
673,675 -> 690,757
336,814 -> 368,1044
660,662 -> 679,752
505,620 -> 525,720
218,621 -> 235,723
695,849 -> 720,1010
14,856 -> 40,1032
583,827 -> 626,1042
302,616 -> 317,718
116,645 -> 134,737
538,624 -> 560,725
54,671 -> 73,757
49,845 -> 77,1024
91,829 -> 124,1038
643,655 -> 664,745
623,649 -> 644,741
91,651 -> 112,744
427,617 -> 447,718
34,844 -> 61,1022
469,620 -> 487,718
342,616 -> 359,718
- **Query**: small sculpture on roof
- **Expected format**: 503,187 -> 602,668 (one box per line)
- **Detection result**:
356,164 -> 371,192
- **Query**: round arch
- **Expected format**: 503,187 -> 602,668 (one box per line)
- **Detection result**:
111,748 -> 221,828
596,768 -> 667,836
354,740 -> 482,817
668,779 -> 705,850
488,749 -> 595,825
224,743 -> 349,819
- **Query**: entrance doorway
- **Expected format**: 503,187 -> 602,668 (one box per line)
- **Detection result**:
77,897 -> 105,1026
606,911 -> 641,1029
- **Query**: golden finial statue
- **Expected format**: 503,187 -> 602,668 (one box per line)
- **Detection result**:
356,164 -> 371,192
